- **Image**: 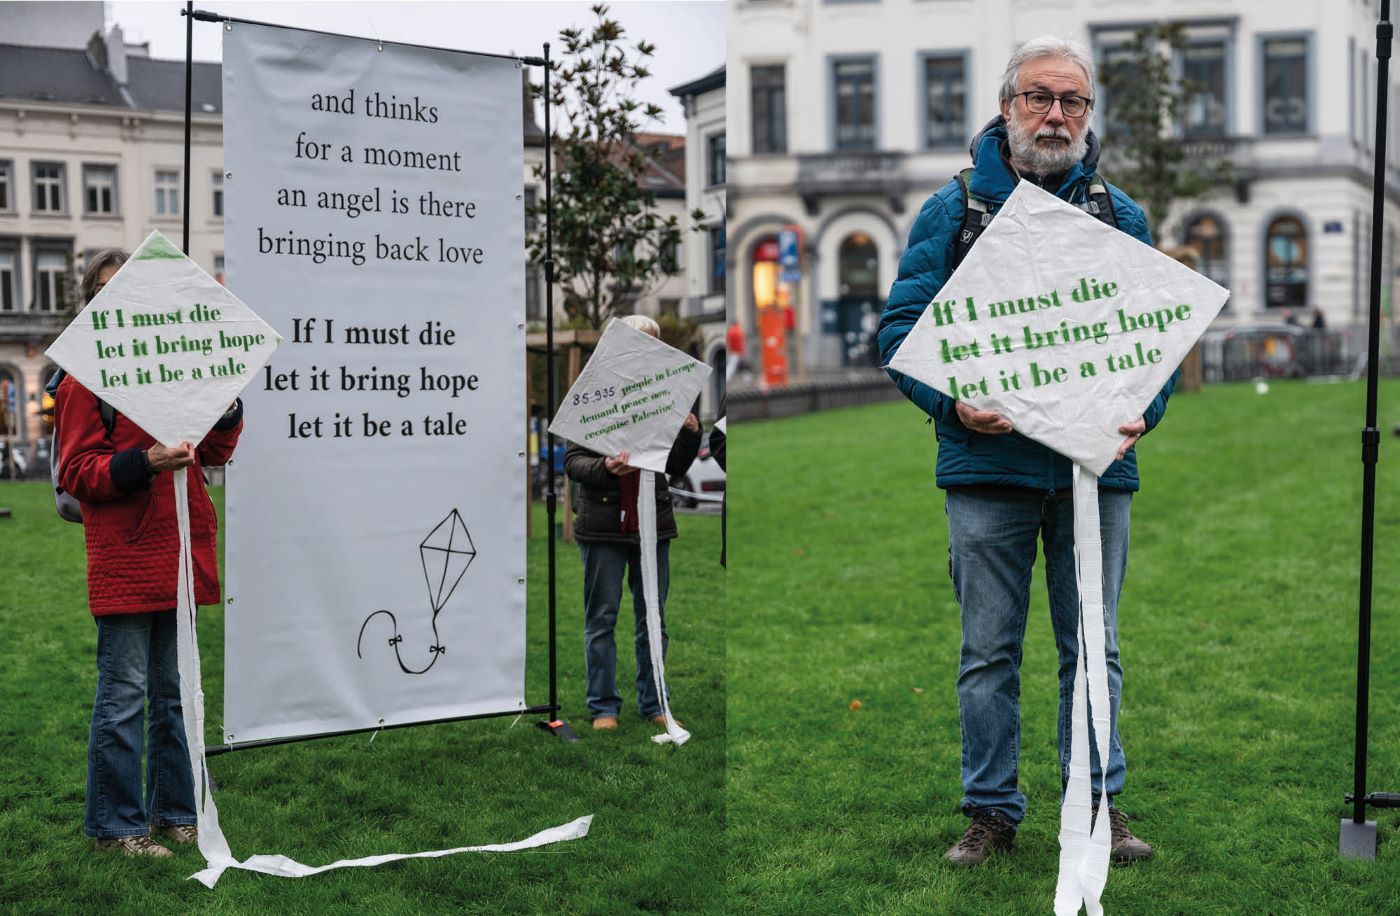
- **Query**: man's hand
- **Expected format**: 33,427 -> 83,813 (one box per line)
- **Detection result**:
605,450 -> 639,476
1115,418 -> 1147,462
955,401 -> 1013,434
683,413 -> 700,433
146,442 -> 196,473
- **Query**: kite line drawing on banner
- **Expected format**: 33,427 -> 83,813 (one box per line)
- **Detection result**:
357,509 -> 477,674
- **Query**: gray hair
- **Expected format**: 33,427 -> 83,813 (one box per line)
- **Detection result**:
616,314 -> 661,338
999,36 -> 1096,104
81,248 -> 128,303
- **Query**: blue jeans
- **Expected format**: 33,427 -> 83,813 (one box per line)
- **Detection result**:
84,610 -> 197,838
579,540 -> 670,720
946,486 -> 1131,824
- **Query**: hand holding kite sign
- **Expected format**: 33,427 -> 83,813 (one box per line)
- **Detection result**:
550,319 -> 712,746
890,180 -> 1227,474
888,181 -> 1228,915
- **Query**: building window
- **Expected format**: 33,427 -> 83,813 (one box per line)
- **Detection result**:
524,186 -> 538,234
1182,213 -> 1230,289
83,164 -> 117,215
833,57 -> 877,150
751,64 -> 788,154
0,249 -> 16,311
155,170 -> 180,216
211,170 -> 224,217
213,255 -> 225,285
923,55 -> 967,148
34,250 -> 70,311
1098,43 -> 1140,138
708,224 -> 726,295
611,239 -> 633,271
32,162 -> 65,213
1265,215 -> 1308,309
1263,36 -> 1309,135
1181,40 -> 1228,137
660,231 -> 680,274
525,264 -> 542,321
707,133 -> 726,187
0,161 -> 12,211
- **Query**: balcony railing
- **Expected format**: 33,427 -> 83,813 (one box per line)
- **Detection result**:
795,150 -> 909,214
0,308 -> 73,341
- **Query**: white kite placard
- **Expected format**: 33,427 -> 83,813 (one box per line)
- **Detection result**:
46,230 -> 280,445
549,320 -> 711,474
550,321 -> 710,745
889,180 -> 1228,475
888,180 -> 1227,916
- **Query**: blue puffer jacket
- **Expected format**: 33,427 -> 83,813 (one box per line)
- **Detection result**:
878,117 -> 1178,493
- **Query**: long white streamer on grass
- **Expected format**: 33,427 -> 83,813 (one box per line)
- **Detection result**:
640,471 -> 690,746
171,468 -> 591,888
1053,466 -> 1113,916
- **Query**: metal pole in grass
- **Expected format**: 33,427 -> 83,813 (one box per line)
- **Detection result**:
181,0 -> 193,255
535,40 -> 576,743
1341,0 -> 1398,860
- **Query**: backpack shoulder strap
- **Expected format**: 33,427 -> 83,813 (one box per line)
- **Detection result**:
50,368 -> 117,434
952,168 -> 993,269
1082,173 -> 1119,229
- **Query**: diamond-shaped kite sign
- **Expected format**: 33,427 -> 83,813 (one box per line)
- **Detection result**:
548,320 -> 711,473
46,230 -> 280,447
888,180 -> 1229,474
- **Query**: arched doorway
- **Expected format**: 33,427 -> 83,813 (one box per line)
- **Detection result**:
1182,212 -> 1230,291
1265,215 -> 1308,310
749,234 -> 790,385
0,364 -> 23,480
837,233 -> 880,367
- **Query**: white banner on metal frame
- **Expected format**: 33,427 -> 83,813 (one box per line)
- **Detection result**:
223,22 -> 527,745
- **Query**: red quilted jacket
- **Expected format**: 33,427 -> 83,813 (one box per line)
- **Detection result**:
55,376 -> 242,616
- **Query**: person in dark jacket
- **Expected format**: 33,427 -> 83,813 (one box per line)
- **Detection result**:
878,37 -> 1164,868
565,315 -> 703,731
56,249 -> 243,857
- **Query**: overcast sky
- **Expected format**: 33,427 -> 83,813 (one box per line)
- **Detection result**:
107,0 -> 724,131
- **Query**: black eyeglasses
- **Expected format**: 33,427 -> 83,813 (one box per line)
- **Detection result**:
1013,91 -> 1093,118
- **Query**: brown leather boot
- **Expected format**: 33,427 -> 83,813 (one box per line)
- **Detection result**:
944,812 -> 1016,866
1107,807 -> 1153,863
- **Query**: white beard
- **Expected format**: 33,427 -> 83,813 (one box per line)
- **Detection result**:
1006,110 -> 1088,177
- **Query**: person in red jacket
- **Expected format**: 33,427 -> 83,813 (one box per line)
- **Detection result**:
54,248 -> 243,858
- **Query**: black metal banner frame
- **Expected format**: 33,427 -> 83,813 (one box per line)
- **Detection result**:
1340,0 -> 1394,860
180,7 -> 571,756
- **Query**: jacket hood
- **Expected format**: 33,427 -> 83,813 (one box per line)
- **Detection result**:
967,115 -> 1101,203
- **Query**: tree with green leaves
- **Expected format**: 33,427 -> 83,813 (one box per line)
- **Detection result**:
529,4 -> 682,330
1099,22 -> 1232,243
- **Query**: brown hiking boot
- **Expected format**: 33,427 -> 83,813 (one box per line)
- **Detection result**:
95,835 -> 173,858
1108,807 -> 1153,863
944,812 -> 1016,866
154,824 -> 198,844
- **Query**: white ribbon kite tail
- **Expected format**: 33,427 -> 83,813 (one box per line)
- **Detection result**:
640,470 -> 690,746
172,470 -> 592,889
173,467 -> 238,881
1054,466 -> 1113,916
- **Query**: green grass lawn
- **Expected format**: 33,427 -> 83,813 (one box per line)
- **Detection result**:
0,491 -> 723,914
728,378 -> 1400,915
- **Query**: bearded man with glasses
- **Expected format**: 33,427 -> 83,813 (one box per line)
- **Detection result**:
879,37 -> 1172,867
